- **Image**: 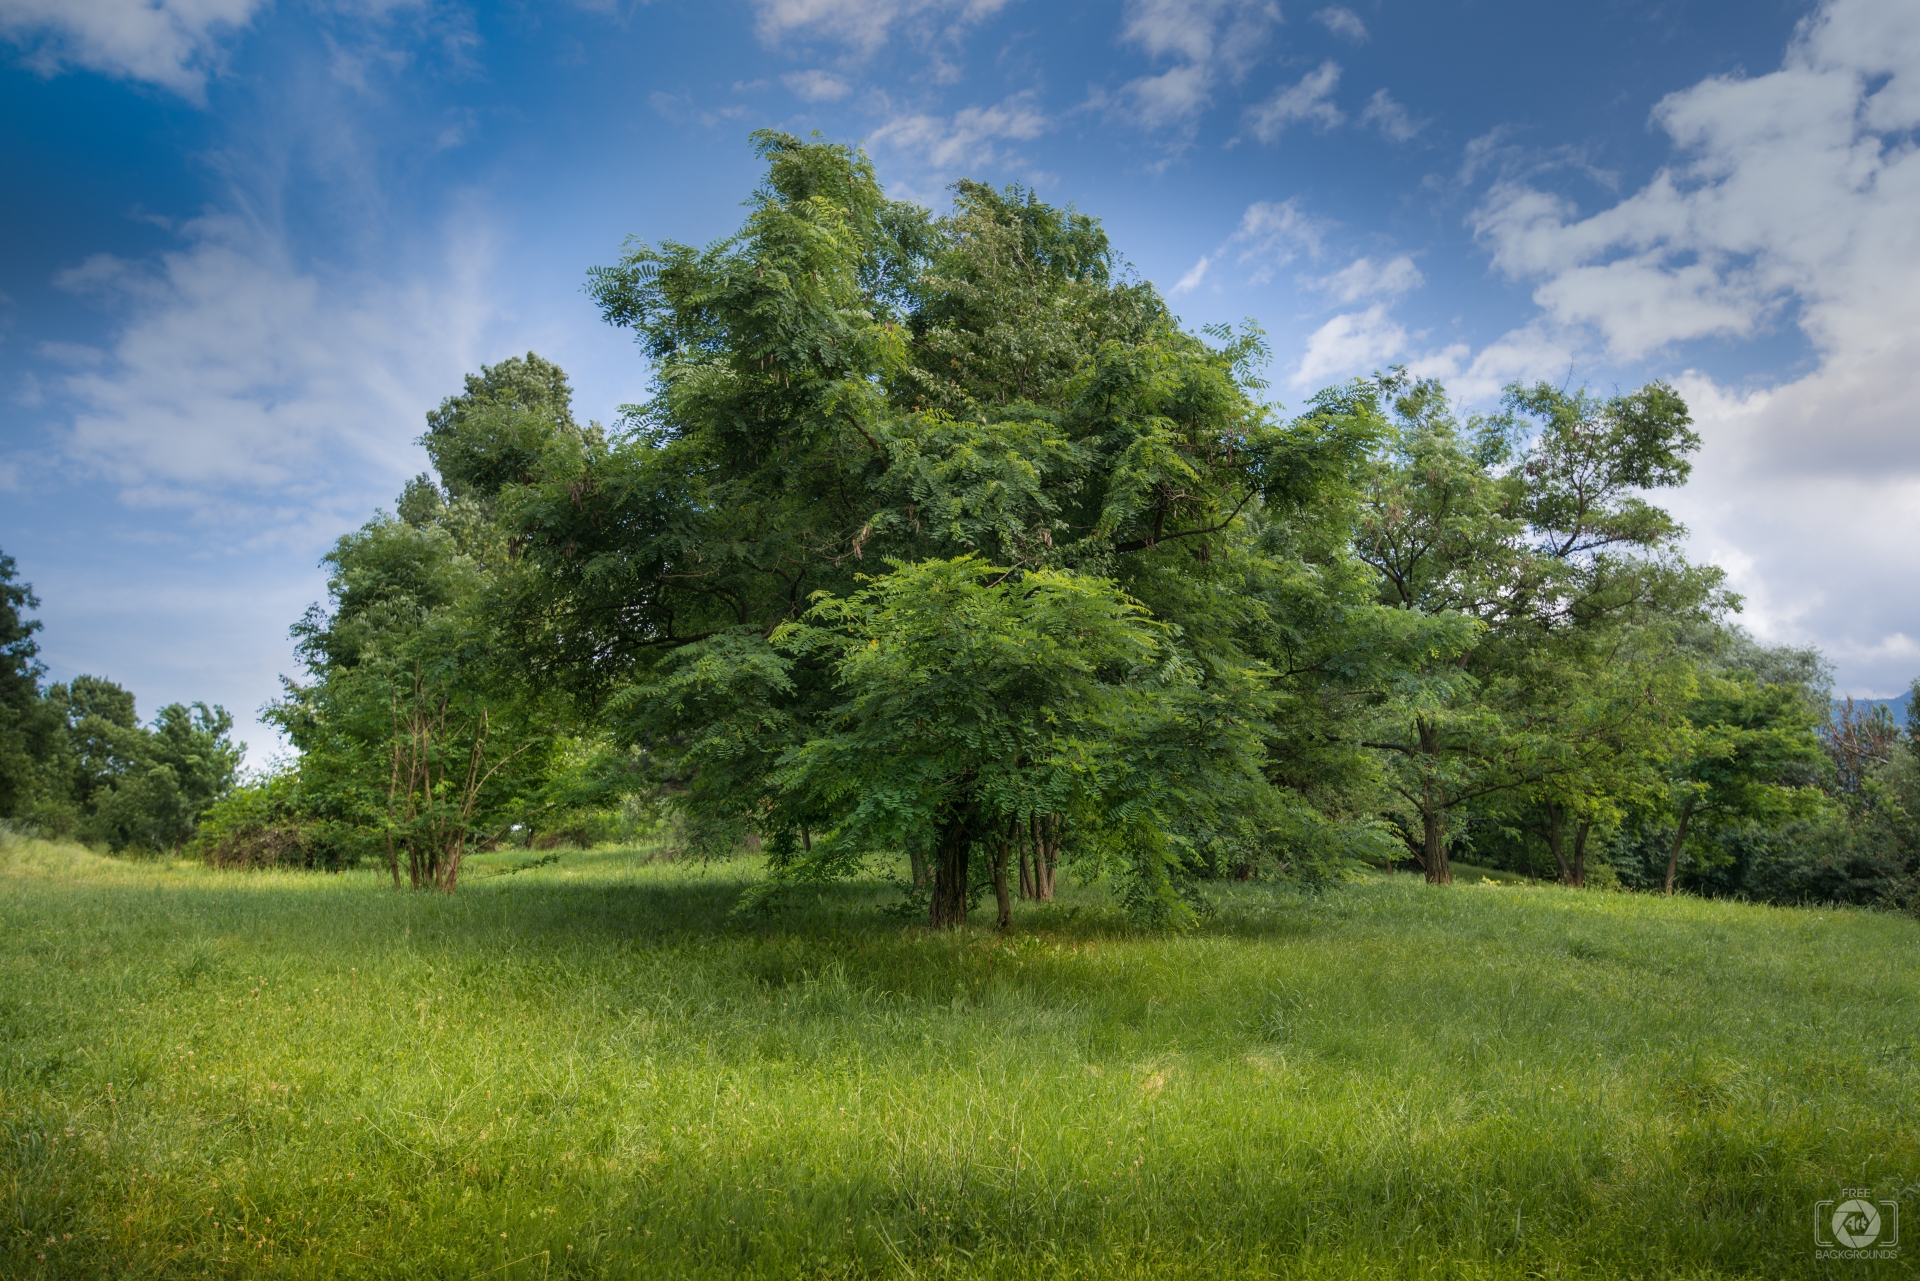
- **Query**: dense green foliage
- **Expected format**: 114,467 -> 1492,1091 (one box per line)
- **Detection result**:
0,551 -> 240,851
6,133 -> 1916,916
2,835 -> 1914,1279
239,355 -> 636,886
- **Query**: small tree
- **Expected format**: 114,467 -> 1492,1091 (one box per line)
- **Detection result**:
384,667 -> 530,892
271,489 -> 587,884
1661,672 -> 1824,894
1825,697 -> 1901,807
770,556 -> 1163,929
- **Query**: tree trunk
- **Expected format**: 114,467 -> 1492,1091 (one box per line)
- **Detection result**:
1664,800 -> 1695,896
1018,836 -> 1035,900
1416,717 -> 1451,885
1545,804 -> 1572,885
1422,805 -> 1450,884
436,840 -> 467,894
992,831 -> 1012,931
1571,820 -> 1589,889
1032,814 -> 1057,901
929,806 -> 974,930
909,845 -> 929,891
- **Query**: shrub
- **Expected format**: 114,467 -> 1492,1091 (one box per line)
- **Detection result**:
192,772 -> 362,871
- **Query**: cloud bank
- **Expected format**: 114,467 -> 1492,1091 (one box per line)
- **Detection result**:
1279,0 -> 1920,689
46,213 -> 496,537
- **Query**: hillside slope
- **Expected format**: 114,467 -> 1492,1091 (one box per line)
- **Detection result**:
1,837 -> 1915,1278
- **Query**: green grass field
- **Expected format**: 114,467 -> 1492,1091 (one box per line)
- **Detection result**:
1,835 -> 1915,1279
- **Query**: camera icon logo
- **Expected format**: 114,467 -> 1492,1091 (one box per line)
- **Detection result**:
1816,1194 -> 1899,1259
1832,1200 -> 1883,1248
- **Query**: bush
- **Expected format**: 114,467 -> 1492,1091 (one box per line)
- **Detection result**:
192,772 -> 362,871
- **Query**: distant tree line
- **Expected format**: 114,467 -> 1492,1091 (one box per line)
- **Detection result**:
2,133 -> 1915,921
0,552 -> 239,852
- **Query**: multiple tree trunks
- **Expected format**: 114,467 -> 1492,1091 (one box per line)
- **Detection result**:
928,806 -> 976,930
1026,814 -> 1058,902
1536,803 -> 1593,888
385,669 -> 527,895
928,806 -> 1061,931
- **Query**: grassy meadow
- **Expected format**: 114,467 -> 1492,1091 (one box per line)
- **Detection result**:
1,834 -> 1915,1279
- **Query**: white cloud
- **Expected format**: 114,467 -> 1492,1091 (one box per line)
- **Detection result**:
1171,254 -> 1212,295
1120,0 -> 1275,71
1471,0 -> 1920,365
750,0 -> 1012,54
1312,6 -> 1367,41
1460,0 -> 1920,691
868,92 -> 1048,171
1107,0 -> 1280,136
782,68 -> 852,101
1244,61 -> 1342,141
1399,323 -> 1570,405
1167,197 -> 1326,294
47,212 -> 494,519
1113,62 -> 1215,132
1292,304 -> 1407,388
1360,88 -> 1424,142
1230,198 -> 1325,275
22,205 -> 524,765
0,0 -> 262,101
1313,254 -> 1423,303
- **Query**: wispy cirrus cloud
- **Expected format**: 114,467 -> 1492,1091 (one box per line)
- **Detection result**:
868,91 -> 1048,173
1102,0 -> 1280,139
782,68 -> 852,100
1360,88 -> 1425,142
1243,60 -> 1343,140
1170,197 -> 1326,294
1312,254 -> 1423,303
750,0 -> 1013,55
46,212 -> 495,524
1312,6 -> 1367,41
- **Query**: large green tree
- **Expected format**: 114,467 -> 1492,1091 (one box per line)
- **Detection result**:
492,133 -> 1388,923
1352,374 -> 1724,882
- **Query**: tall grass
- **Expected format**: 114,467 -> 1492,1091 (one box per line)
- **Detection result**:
1,833 -> 1914,1278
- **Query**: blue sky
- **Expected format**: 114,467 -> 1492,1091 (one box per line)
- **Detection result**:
2,0 -> 1917,762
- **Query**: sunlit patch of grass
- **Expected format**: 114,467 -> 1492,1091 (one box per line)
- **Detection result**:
0,834 -> 1914,1278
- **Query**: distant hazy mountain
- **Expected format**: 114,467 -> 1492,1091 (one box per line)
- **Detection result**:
1832,695 -> 1911,726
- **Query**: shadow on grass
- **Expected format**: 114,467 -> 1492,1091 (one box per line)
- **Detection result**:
2,847 -> 1338,1024
20,846 -> 1330,944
